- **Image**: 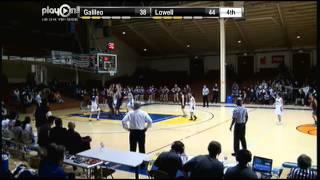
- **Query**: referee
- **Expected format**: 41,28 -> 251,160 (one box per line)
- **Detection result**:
230,98 -> 248,156
122,102 -> 152,153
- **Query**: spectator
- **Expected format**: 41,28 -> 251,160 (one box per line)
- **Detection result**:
34,99 -> 50,132
11,120 -> 23,143
202,85 -> 209,107
2,112 -> 18,139
1,101 -> 8,117
153,141 -> 185,178
65,122 -> 91,154
183,141 -> 224,178
287,154 -> 317,179
35,91 -> 42,106
49,118 -> 67,146
38,143 -> 68,179
224,149 -> 258,179
13,88 -> 20,103
21,116 -> 34,145
212,83 -> 219,103
38,116 -> 55,149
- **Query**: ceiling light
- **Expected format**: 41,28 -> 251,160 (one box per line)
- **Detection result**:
143,48 -> 147,52
296,35 -> 301,39
186,44 -> 190,48
122,31 -> 126,35
237,40 -> 242,43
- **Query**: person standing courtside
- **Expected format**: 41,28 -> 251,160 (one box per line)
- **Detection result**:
122,103 -> 152,153
202,85 -> 209,107
212,83 -> 219,104
230,98 -> 248,156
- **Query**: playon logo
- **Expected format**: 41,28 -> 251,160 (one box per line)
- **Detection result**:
42,4 -> 77,17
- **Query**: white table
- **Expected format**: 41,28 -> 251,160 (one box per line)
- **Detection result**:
77,147 -> 150,179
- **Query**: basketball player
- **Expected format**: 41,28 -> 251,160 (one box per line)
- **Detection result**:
159,86 -> 164,102
172,84 -> 180,103
134,86 -> 139,102
163,86 -> 169,103
151,85 -> 157,103
139,86 -> 145,102
184,84 -> 192,103
147,86 -> 153,103
106,86 -> 115,116
180,92 -> 187,117
114,88 -> 122,116
126,90 -> 134,112
274,93 -> 283,125
89,92 -> 100,121
188,93 -> 197,121
310,95 -> 317,125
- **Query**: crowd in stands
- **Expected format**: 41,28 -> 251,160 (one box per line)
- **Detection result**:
73,79 -> 317,110
231,79 -> 317,105
1,95 -> 91,178
11,84 -> 64,108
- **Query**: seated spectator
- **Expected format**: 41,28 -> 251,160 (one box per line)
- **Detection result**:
224,149 -> 258,179
65,122 -> 91,154
2,112 -> 18,139
11,120 -> 23,143
183,140 -> 224,178
38,116 -> 55,149
49,118 -> 67,146
13,88 -> 20,103
2,115 -> 11,139
21,116 -> 34,145
53,91 -> 64,104
152,141 -> 185,178
1,101 -> 7,117
287,154 -> 317,179
38,143 -> 68,179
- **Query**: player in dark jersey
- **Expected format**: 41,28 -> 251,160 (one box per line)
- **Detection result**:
106,86 -> 115,117
310,95 -> 317,125
180,91 -> 187,117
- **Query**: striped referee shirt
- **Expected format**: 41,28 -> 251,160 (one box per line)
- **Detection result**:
287,167 -> 317,179
232,106 -> 248,124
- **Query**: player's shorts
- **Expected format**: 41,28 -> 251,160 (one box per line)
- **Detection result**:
275,106 -> 282,116
91,104 -> 100,112
189,106 -> 195,113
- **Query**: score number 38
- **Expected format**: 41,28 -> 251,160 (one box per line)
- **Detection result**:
139,9 -> 147,15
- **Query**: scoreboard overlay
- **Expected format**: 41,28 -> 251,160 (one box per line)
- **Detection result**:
78,7 -> 244,19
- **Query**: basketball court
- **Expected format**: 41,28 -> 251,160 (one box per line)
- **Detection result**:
22,103 -> 315,178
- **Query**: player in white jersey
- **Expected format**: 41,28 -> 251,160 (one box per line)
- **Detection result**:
89,94 -> 100,121
188,93 -> 197,121
126,91 -> 134,112
274,93 -> 283,125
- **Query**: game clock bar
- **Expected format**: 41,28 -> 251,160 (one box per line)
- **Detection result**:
79,7 -> 243,19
